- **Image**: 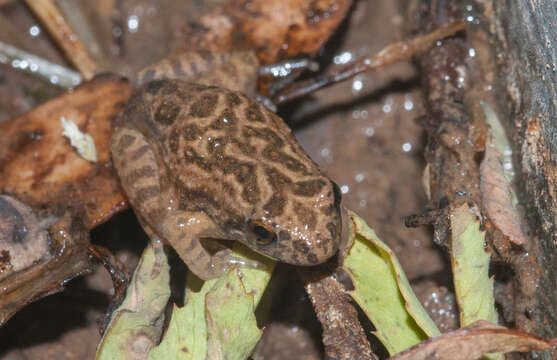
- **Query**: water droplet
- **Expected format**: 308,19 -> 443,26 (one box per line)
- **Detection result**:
364,127 -> 375,137
404,99 -> 414,111
466,15 -> 474,22
352,79 -> 363,92
340,185 -> 349,194
320,148 -> 330,157
29,25 -> 40,37
355,173 -> 365,182
127,15 -> 139,33
468,48 -> 476,57
333,51 -> 353,65
402,142 -> 412,152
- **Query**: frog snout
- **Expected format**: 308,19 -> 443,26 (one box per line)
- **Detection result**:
285,231 -> 339,265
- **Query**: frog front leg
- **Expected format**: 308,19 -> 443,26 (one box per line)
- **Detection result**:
111,127 -> 259,280
160,211 -> 261,280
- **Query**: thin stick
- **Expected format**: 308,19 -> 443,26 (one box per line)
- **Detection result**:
0,40 -> 82,88
273,20 -> 466,105
24,0 -> 98,80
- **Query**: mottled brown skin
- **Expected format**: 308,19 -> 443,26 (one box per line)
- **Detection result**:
111,52 -> 341,279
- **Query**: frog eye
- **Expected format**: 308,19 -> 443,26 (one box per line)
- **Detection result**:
249,221 -> 277,245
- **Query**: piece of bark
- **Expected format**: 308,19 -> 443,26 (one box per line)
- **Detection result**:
467,1 -> 557,357
299,264 -> 378,360
0,196 -> 93,326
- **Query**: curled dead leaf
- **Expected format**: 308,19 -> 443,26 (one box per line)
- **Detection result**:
480,141 -> 526,246
182,0 -> 353,64
390,320 -> 557,360
0,75 -> 132,229
480,103 -> 526,247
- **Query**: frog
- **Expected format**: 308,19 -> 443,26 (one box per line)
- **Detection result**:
110,51 -> 342,280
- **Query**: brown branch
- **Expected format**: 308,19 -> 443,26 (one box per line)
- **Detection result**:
298,264 -> 378,360
273,20 -> 465,105
24,0 -> 98,80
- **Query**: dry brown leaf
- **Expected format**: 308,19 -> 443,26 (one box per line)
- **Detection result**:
480,141 -> 526,246
0,74 -> 132,229
390,320 -> 557,360
182,0 -> 353,64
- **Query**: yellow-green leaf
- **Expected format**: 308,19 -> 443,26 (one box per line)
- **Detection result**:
96,240 -> 171,360
450,204 -> 497,326
148,243 -> 274,360
205,269 -> 261,359
450,204 -> 500,360
343,209 -> 440,355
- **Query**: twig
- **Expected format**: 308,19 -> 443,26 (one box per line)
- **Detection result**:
24,0 -> 98,80
0,40 -> 82,88
273,20 -> 466,105
299,264 -> 378,360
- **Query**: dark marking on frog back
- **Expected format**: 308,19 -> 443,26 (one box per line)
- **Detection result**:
294,202 -> 317,230
115,134 -> 136,153
210,108 -> 238,130
171,59 -> 186,77
245,103 -> 266,123
189,93 -> 219,118
293,179 -> 327,197
168,128 -> 180,153
125,165 -> 156,184
226,92 -> 242,107
154,99 -> 181,125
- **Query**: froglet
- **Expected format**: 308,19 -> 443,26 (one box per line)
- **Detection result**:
110,51 -> 342,279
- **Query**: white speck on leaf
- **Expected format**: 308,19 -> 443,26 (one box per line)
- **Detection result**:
60,117 -> 98,162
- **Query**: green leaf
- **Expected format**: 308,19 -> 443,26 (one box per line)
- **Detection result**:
342,210 -> 440,355
450,204 -> 500,360
96,240 -> 171,360
205,269 -> 262,359
147,243 -> 274,360
450,204 -> 498,326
